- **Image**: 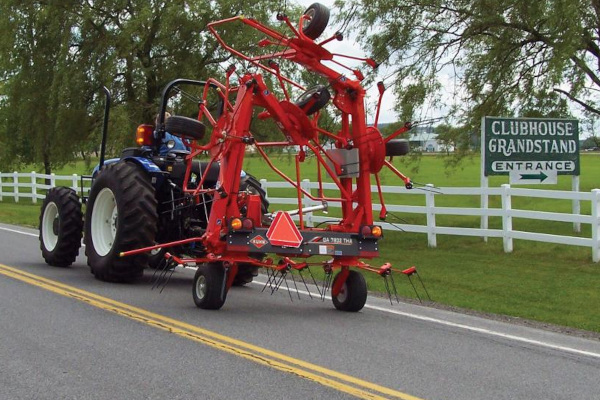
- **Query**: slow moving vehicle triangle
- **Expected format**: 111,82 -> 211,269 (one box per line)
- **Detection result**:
266,211 -> 303,248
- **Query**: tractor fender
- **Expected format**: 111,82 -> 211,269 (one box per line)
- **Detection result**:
92,157 -> 163,186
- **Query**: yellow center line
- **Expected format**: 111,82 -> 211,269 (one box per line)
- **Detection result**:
0,263 -> 425,400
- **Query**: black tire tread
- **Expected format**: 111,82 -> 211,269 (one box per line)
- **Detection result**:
295,85 -> 331,115
234,174 -> 268,286
85,161 -> 158,282
232,264 -> 259,286
302,3 -> 330,40
332,270 -> 367,312
386,139 -> 410,157
165,115 -> 206,140
240,174 -> 269,215
193,263 -> 227,309
39,187 -> 83,267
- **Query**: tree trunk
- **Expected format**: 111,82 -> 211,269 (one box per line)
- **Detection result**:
43,152 -> 52,186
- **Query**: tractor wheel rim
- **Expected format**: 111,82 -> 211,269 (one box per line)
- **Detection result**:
303,8 -> 315,29
337,282 -> 348,303
196,275 -> 207,300
91,188 -> 117,257
42,202 -> 59,251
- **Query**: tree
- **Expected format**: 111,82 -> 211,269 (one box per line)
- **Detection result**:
0,0 -> 284,173
339,0 -> 600,130
0,1 -> 92,174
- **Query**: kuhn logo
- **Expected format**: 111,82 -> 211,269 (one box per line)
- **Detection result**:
250,235 -> 268,249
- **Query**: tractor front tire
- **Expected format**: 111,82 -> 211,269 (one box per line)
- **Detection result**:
332,270 -> 368,312
147,246 -> 168,270
39,187 -> 83,267
193,263 -> 228,310
84,161 -> 157,282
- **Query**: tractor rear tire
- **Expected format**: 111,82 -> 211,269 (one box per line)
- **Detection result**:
302,3 -> 330,40
332,270 -> 367,312
240,174 -> 269,216
234,174 -> 268,286
84,161 -> 157,282
39,187 -> 83,267
232,264 -> 259,287
193,263 -> 228,310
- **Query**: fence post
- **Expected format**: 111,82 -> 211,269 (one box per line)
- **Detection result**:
572,175 -> 581,233
31,171 -> 38,204
13,171 -> 19,203
301,179 -> 314,227
260,178 -> 268,200
0,172 -> 3,201
592,189 -> 600,263
50,173 -> 56,188
72,174 -> 78,192
425,183 -> 437,247
501,184 -> 513,253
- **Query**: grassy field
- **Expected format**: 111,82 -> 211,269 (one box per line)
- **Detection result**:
1,153 -> 599,332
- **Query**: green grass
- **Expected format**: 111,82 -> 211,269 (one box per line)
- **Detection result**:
0,200 -> 41,228
370,232 -> 599,332
2,153 -> 600,332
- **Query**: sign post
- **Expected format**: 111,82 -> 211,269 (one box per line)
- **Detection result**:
481,117 -> 580,234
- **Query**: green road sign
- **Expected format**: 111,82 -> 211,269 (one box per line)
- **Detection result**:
482,117 -> 580,176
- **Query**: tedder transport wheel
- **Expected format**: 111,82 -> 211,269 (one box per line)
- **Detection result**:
232,174 -> 269,286
295,85 -> 331,115
193,263 -> 228,310
332,270 -> 368,312
84,161 -> 157,282
302,3 -> 330,40
39,187 -> 83,267
385,139 -> 410,157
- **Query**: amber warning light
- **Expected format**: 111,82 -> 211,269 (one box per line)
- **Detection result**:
136,124 -> 154,146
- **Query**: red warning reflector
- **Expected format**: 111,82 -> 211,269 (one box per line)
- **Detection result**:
266,211 -> 303,248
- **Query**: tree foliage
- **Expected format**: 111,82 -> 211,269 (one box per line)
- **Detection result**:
339,0 -> 599,129
0,0 -> 285,173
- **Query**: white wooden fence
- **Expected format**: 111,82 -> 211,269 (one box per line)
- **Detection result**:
260,179 -> 600,263
1,171 -> 599,262
0,172 -> 89,203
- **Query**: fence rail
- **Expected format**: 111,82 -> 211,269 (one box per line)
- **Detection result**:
1,171 -> 599,262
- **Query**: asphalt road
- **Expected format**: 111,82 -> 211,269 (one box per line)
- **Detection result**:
0,222 -> 599,400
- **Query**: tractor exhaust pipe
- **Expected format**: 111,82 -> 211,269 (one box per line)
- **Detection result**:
98,86 -> 111,170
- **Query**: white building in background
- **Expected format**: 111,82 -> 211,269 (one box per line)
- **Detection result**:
409,126 -> 454,153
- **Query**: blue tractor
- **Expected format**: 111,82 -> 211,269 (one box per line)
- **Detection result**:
39,80 -> 268,285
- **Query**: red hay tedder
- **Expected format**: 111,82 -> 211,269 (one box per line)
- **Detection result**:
40,3 -> 421,311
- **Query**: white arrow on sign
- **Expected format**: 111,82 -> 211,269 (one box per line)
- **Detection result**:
509,169 -> 558,184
